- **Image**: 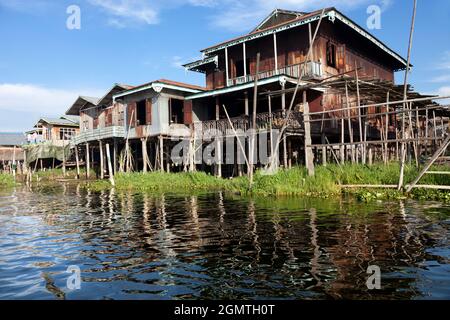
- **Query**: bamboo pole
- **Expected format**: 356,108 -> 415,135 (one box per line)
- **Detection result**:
307,95 -> 450,117
142,138 -> 148,173
99,140 -> 104,179
398,0 -> 417,190
269,8 -> 326,172
355,62 -> 364,164
268,94 -> 274,162
406,134 -> 450,193
304,90 -> 314,176
86,142 -> 90,179
345,82 -> 355,163
75,146 -> 80,179
159,135 -> 164,172
223,104 -> 250,171
106,143 -> 115,187
384,91 -> 390,163
249,52 -> 261,186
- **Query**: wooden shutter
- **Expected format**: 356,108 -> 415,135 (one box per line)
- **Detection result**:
183,100 -> 193,125
127,102 -> 136,128
145,98 -> 152,125
337,45 -> 346,71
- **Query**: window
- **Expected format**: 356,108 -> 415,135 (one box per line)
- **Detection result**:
118,110 -> 124,126
59,128 -> 76,140
326,41 -> 337,68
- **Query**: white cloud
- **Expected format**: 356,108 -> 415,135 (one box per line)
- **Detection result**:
88,0 -> 159,27
430,75 -> 450,83
0,83 -> 103,114
188,0 -> 217,7
437,86 -> 450,97
171,56 -> 184,68
208,0 -> 377,32
439,51 -> 450,70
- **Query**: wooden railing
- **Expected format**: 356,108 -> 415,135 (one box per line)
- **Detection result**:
194,111 -> 303,139
71,126 -> 126,146
227,61 -> 323,86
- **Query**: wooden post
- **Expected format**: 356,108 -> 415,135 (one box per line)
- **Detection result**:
304,90 -> 315,176
268,94 -> 274,163
12,146 -> 16,179
384,91 -> 390,164
86,142 -> 90,179
340,101 -> 345,164
159,135 -> 164,172
243,42 -> 247,79
75,146 -> 80,179
322,133 -> 327,166
113,138 -> 118,174
215,96 -> 221,177
106,143 -> 115,187
345,82 -> 355,164
142,138 -> 148,173
355,64 -> 364,164
281,81 -> 288,168
249,52 -> 260,186
225,47 -> 229,86
99,140 -> 104,179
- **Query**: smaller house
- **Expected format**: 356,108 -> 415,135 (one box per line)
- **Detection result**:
0,132 -> 26,171
32,115 -> 80,146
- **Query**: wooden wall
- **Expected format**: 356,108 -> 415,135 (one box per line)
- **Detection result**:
204,20 -> 396,90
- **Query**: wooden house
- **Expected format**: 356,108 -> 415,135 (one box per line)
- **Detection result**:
182,7 -> 414,170
32,116 -> 80,147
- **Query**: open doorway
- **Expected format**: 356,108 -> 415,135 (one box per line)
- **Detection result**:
169,98 -> 184,124
136,100 -> 146,126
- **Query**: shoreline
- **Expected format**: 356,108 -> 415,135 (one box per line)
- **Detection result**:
2,163 -> 449,202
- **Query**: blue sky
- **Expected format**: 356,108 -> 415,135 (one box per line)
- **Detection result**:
0,0 -> 449,132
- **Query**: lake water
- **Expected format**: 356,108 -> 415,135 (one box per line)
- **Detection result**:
0,184 -> 449,300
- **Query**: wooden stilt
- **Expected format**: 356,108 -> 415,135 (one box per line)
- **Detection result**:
321,133 -> 327,166
345,82 -> 355,164
106,143 -> 115,187
99,140 -> 104,179
281,81 -> 288,168
142,138 -> 148,173
354,63 -> 364,164
249,52 -> 260,186
75,146 -> 80,179
113,138 -> 118,174
159,135 -> 164,172
86,142 -> 90,178
303,90 -> 314,176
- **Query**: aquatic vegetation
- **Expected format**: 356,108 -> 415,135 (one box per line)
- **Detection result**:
0,174 -> 15,188
84,163 -> 450,201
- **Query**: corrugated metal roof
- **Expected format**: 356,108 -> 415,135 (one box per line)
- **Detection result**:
36,117 -> 79,127
0,132 -> 26,146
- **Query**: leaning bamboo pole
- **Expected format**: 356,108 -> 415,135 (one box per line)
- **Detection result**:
398,0 -> 417,190
269,8 -> 326,172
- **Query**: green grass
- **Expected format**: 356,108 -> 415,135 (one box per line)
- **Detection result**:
84,163 -> 450,201
85,171 -> 227,193
0,173 -> 15,188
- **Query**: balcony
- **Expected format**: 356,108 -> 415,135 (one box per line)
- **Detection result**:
194,110 -> 304,139
71,126 -> 125,146
227,61 -> 323,87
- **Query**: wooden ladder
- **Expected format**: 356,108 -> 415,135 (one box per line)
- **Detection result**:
405,134 -> 450,193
